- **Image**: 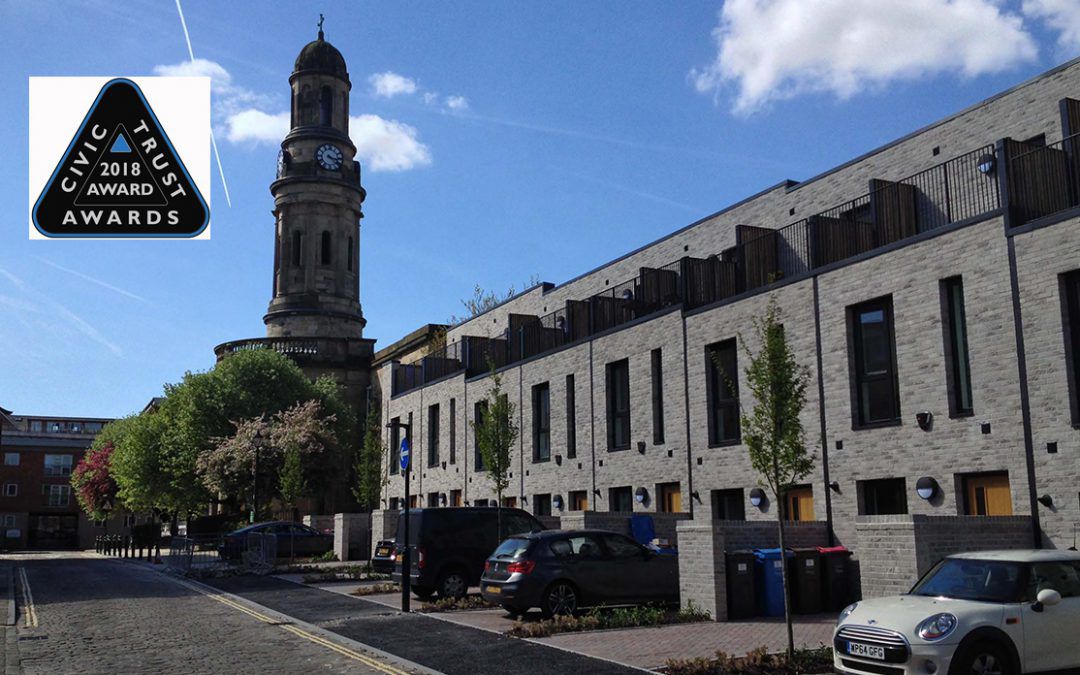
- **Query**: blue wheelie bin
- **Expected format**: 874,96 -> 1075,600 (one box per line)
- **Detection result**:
754,548 -> 793,617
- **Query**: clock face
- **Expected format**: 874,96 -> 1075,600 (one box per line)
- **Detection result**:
316,144 -> 343,170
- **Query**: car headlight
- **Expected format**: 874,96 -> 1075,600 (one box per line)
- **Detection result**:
917,613 -> 957,641
838,602 -> 858,624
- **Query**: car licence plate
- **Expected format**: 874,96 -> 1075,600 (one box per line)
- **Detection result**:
485,585 -> 501,594
848,642 -> 885,660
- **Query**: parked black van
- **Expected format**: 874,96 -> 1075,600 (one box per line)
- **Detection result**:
391,507 -> 545,599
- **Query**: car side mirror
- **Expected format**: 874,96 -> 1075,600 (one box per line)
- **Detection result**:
1033,588 -> 1062,612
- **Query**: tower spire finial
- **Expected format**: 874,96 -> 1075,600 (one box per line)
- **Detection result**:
317,13 -> 325,40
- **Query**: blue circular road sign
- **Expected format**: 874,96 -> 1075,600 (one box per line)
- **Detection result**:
399,437 -> 411,471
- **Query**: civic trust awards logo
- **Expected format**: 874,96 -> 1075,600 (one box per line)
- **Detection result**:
29,77 -> 211,239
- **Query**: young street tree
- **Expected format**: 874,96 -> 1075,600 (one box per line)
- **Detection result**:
735,295 -> 814,658
471,367 -> 518,535
353,404 -> 386,512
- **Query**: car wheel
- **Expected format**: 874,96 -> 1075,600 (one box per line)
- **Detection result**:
413,587 -> 435,600
437,570 -> 468,599
954,641 -> 1013,675
541,582 -> 578,618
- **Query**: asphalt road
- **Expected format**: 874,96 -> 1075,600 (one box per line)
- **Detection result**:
0,552 -> 413,675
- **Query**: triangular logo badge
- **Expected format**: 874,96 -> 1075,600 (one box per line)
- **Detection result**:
32,78 -> 209,237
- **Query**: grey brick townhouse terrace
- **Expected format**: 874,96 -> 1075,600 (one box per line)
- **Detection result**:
370,58 -> 1080,609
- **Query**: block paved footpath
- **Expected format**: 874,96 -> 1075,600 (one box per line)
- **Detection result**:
205,574 -> 644,674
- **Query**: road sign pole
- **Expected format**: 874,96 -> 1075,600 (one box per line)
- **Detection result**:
400,427 -> 412,613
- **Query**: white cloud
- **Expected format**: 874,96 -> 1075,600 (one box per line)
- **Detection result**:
1023,0 -> 1080,54
153,58 -> 272,119
445,95 -> 469,111
691,0 -> 1039,115
369,71 -> 419,98
423,92 -> 439,105
351,115 -> 432,171
224,108 -> 431,172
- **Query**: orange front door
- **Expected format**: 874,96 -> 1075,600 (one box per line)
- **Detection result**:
966,474 -> 1013,515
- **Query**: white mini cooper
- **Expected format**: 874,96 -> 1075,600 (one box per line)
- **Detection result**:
834,550 -> 1080,675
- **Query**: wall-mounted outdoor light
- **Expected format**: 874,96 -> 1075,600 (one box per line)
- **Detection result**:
829,481 -> 841,493
692,490 -> 702,503
635,487 -> 649,505
553,494 -> 564,511
441,461 -> 447,470
593,489 -> 602,498
637,441 -> 646,455
916,411 -> 933,431
555,454 -> 563,466
463,500 -> 470,506
621,288 -> 634,301
749,488 -> 766,509
977,154 -> 996,176
981,421 -> 992,434
1038,494 -> 1054,508
916,476 -> 940,500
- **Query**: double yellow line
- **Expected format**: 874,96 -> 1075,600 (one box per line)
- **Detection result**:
189,583 -> 409,675
16,567 -> 37,628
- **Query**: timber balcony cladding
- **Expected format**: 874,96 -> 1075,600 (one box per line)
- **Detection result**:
390,143 -> 1005,397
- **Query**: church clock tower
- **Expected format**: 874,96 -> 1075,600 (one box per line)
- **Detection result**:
265,21 -> 367,338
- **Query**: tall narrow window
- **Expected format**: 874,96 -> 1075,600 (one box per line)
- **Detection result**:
292,231 -> 304,267
533,383 -> 551,462
941,277 -> 973,416
320,231 -> 332,266
706,339 -> 740,445
427,404 -> 440,467
347,236 -> 354,272
609,486 -> 633,512
849,296 -> 901,427
606,359 -> 631,450
711,488 -> 746,520
1062,271 -> 1080,426
651,348 -> 665,444
319,85 -> 333,126
565,374 -> 577,459
474,400 -> 488,471
389,416 -> 401,475
449,398 -> 456,465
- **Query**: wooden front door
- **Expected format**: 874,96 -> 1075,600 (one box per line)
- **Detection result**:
965,474 -> 1013,515
660,484 -> 682,513
784,486 -> 815,522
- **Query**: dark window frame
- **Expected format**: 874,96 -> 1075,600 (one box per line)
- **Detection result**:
1061,271 -> 1080,428
859,477 -> 909,515
474,400 -> 488,472
606,359 -> 631,451
706,339 -> 740,446
609,486 -> 633,512
847,296 -> 902,429
427,404 -> 440,467
291,231 -> 304,267
565,374 -> 577,459
532,382 -> 551,462
941,277 -> 974,417
389,416 -> 400,475
320,231 -> 332,266
449,398 -> 456,465
711,488 -> 746,521
533,493 -> 552,517
651,348 -> 665,445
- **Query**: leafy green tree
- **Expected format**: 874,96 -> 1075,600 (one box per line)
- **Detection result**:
737,296 -> 814,657
472,367 -> 518,534
279,447 -> 307,517
353,403 -> 386,512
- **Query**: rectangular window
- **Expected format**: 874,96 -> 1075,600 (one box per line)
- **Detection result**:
409,495 -> 419,509
606,359 -> 631,451
609,485 -> 633,512
389,416 -> 401,475
474,400 -> 488,471
85,422 -> 102,432
961,472 -> 1013,516
860,478 -> 908,515
782,485 -> 814,522
569,490 -> 588,511
941,277 -> 974,416
1062,271 -> 1080,426
533,493 -> 552,517
3,515 -> 16,528
566,374 -> 577,459
427,404 -> 440,467
651,348 -> 665,444
706,339 -> 740,445
711,488 -> 746,521
533,383 -> 551,462
427,491 -> 439,508
43,484 -> 71,507
389,497 -> 401,510
44,454 -> 73,477
3,453 -> 18,466
29,420 -> 42,432
450,489 -> 462,507
3,484 -> 17,497
657,482 -> 682,513
849,297 -> 901,427
502,496 -> 517,508
449,398 -> 456,465
49,422 -> 64,433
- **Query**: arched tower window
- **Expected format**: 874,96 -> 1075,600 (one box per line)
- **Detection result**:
320,86 -> 333,126
321,231 -> 332,265
292,231 -> 304,267
300,85 -> 314,125
347,236 -> 354,272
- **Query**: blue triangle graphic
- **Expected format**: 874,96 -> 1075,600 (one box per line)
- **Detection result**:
110,134 -> 131,153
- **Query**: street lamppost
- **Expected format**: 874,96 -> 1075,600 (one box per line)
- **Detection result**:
386,418 -> 412,612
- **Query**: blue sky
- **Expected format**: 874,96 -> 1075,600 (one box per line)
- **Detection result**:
2,0 -> 1077,419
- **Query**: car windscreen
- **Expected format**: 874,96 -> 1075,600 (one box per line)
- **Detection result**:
492,538 -> 531,559
910,558 -> 1024,602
